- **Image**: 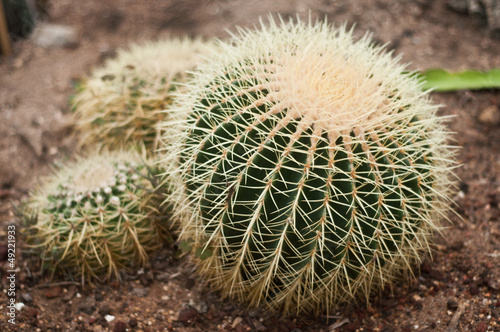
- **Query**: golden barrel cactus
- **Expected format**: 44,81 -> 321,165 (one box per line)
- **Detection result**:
160,18 -> 457,314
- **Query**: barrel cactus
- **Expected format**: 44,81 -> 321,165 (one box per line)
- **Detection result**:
161,19 -> 457,314
24,151 -> 170,283
72,37 -> 213,154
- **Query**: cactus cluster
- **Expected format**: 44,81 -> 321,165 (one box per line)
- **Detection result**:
25,151 -> 169,283
160,19 -> 456,314
72,38 -> 213,154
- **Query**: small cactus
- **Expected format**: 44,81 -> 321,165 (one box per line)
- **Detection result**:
161,18 -> 457,314
72,38 -> 214,154
24,151 -> 169,283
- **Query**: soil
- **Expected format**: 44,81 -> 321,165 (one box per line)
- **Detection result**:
0,1 -> 499,331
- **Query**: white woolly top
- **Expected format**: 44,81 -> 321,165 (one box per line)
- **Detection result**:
175,18 -> 435,144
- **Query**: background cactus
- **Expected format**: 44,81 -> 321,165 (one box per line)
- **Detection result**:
161,18 -> 457,314
24,151 -> 169,283
71,37 -> 213,154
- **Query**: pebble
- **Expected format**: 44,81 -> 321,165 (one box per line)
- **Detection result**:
21,292 -> 33,303
26,307 -> 38,318
62,287 -> 77,302
188,299 -> 208,314
32,23 -> 79,49
470,284 -> 480,295
250,318 -> 267,331
487,279 -> 499,291
447,299 -> 459,310
177,306 -> 199,323
45,286 -> 62,299
420,260 -> 432,274
105,314 -> 115,322
448,240 -> 464,251
78,298 -> 96,315
98,304 -> 113,316
429,269 -> 445,281
128,317 -> 138,327
113,320 -> 127,332
478,105 -> 500,126
94,292 -> 104,302
475,322 -> 488,332
232,317 -> 243,328
130,287 -> 149,297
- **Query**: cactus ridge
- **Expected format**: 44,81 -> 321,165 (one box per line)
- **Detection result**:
161,18 -> 456,314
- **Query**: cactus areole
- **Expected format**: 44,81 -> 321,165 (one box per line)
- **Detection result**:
167,18 -> 456,314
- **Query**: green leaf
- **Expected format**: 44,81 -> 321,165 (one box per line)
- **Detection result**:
419,69 -> 500,92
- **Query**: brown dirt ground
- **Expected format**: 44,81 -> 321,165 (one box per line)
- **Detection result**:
0,1 -> 499,331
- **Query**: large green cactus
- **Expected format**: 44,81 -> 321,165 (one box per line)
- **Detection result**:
161,19 -> 457,314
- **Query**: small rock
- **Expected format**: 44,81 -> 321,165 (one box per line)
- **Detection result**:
25,306 -> 38,318
448,240 -> 464,251
62,286 -> 77,302
447,299 -> 459,310
130,287 -> 149,297
21,292 -> 33,303
113,320 -> 127,332
470,284 -> 480,295
155,272 -> 170,282
342,322 -> 361,332
177,306 -> 198,323
232,317 -> 243,328
188,299 -> 208,314
475,322 -> 488,332
99,304 -> 112,316
420,260 -> 432,274
94,292 -> 103,302
487,279 -> 499,290
139,273 -> 152,286
250,318 -> 267,331
128,317 -> 138,327
45,286 -> 62,299
78,298 -> 96,315
15,123 -> 43,157
248,308 -> 260,317
459,182 -> 469,194
105,314 -> 115,322
429,269 -> 445,281
412,294 -> 422,302
32,23 -> 79,49
478,105 -> 500,125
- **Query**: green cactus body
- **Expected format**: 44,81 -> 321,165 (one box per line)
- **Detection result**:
162,19 -> 456,314
25,151 -> 169,283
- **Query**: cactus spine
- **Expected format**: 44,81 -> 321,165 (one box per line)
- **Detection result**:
25,151 -> 169,283
161,18 -> 456,314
